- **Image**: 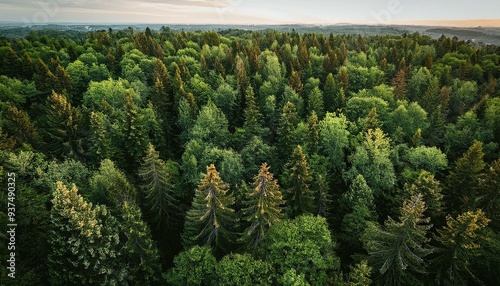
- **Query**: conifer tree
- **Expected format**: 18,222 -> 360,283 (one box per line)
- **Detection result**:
307,86 -> 325,119
242,163 -> 284,251
446,141 -> 485,214
289,69 -> 304,95
432,210 -> 491,286
305,111 -> 319,155
3,102 -> 37,146
242,86 -> 264,138
34,58 -> 57,94
42,92 -> 82,159
277,101 -> 299,165
138,144 -> 179,229
391,68 -> 407,101
284,145 -> 315,218
48,182 -> 125,285
363,194 -> 433,286
323,73 -> 339,112
120,202 -> 162,286
182,164 -> 235,253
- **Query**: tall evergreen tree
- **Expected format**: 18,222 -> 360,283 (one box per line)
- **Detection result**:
432,210 -> 491,286
120,202 -> 162,286
242,163 -> 284,251
182,164 -> 235,254
446,141 -> 485,215
276,101 -> 299,165
138,144 -> 179,229
284,145 -> 315,218
363,194 -> 433,286
48,182 -> 125,285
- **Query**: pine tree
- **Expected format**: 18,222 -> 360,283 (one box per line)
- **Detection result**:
363,194 -> 433,286
138,144 -> 179,229
338,66 -> 349,91
48,182 -> 125,285
477,158 -> 500,231
34,58 -> 57,94
432,210 -> 491,286
120,202 -> 162,286
284,145 -> 315,218
53,63 -> 72,96
323,73 -> 340,112
242,163 -> 284,251
182,164 -> 235,254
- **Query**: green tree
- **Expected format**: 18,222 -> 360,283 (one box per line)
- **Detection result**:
259,215 -> 340,286
242,163 -> 284,251
432,210 -> 491,286
346,261 -> 372,286
90,159 -> 136,212
216,253 -> 273,286
120,202 -> 162,286
363,194 -> 433,286
182,164 -> 235,254
138,144 -> 179,229
41,92 -> 82,159
48,182 -> 125,285
323,73 -> 342,112
318,112 -> 350,172
165,246 -> 217,286
284,145 -> 315,218
446,141 -> 485,214
307,86 -> 325,119
276,101 -> 300,165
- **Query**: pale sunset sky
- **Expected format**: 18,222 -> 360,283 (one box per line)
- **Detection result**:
1,0 -> 499,26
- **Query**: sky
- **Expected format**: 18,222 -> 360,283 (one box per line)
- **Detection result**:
1,0 -> 499,26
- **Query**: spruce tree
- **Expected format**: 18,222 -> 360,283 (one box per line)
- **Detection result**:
48,182 -> 125,285
120,202 -> 162,286
284,145 -> 315,218
242,163 -> 284,251
363,194 -> 433,286
138,144 -> 179,229
432,210 -> 491,286
182,164 -> 235,254
446,141 -> 485,215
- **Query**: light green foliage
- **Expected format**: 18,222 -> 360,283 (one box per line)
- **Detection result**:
484,97 -> 500,143
451,80 -> 477,115
189,74 -> 213,106
83,78 -> 142,110
138,144 -> 179,229
386,102 -> 430,142
346,261 -> 372,286
403,146 -> 448,174
345,96 -> 389,123
345,128 -> 395,194
212,82 -> 238,120
259,215 -> 340,286
216,253 -> 273,286
282,85 -> 304,116
0,76 -> 38,105
166,246 -> 217,286
282,269 -> 311,286
243,163 -> 284,251
200,147 -> 244,188
318,112 -> 351,171
182,164 -> 235,252
363,194 -> 433,286
189,100 -> 231,148
49,182 -> 125,286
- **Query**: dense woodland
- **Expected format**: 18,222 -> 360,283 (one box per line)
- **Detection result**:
0,26 -> 500,285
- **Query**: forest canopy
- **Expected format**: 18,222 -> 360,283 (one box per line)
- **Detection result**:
0,26 -> 499,285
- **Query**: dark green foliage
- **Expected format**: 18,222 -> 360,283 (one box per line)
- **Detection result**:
363,194 -> 433,286
2,26 -> 500,285
138,144 -> 179,229
284,145 -> 315,218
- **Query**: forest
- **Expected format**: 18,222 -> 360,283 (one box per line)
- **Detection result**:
0,26 -> 499,286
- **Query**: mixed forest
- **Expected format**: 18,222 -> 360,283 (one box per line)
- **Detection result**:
1,26 -> 500,286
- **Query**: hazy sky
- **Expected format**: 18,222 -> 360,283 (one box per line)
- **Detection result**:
1,0 -> 499,26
